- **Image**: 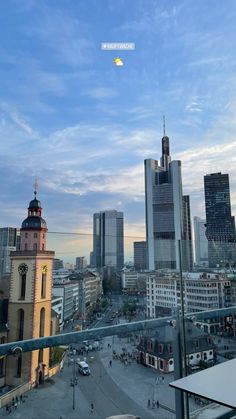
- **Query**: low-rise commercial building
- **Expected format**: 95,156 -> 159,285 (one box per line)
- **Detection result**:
138,321 -> 215,373
146,271 -> 233,333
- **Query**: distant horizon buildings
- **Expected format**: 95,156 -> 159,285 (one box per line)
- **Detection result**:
144,124 -> 193,271
92,210 -> 124,270
193,216 -> 208,266
204,172 -> 236,268
75,256 -> 87,270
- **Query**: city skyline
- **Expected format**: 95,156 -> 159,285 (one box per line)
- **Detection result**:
1,1 -> 236,261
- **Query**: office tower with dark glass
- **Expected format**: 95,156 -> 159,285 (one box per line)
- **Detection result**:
144,126 -> 193,271
194,216 -> 208,266
93,210 -> 124,270
134,241 -> 147,271
204,172 -> 236,268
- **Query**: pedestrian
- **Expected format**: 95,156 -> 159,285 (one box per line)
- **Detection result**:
156,400 -> 160,408
109,360 -> 112,367
90,403 -> 94,414
14,401 -> 18,410
6,404 -> 9,413
20,394 -> 23,403
11,397 -> 15,407
148,399 -> 151,408
152,400 -> 155,409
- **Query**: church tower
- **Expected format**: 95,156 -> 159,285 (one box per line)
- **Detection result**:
6,183 -> 55,387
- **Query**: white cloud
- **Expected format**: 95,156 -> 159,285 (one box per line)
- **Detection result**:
84,87 -> 118,99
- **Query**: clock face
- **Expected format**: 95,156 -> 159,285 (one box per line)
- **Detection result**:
18,263 -> 28,275
42,264 -> 48,274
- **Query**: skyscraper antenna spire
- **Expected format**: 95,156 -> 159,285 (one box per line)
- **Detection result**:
33,177 -> 38,197
163,115 -> 166,136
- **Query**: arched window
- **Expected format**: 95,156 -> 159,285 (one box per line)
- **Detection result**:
41,274 -> 46,298
18,309 -> 24,341
20,274 -> 26,300
39,308 -> 45,337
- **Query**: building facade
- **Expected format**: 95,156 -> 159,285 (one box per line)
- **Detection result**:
0,228 -> 20,277
204,173 -> 236,268
6,190 -> 55,387
75,256 -> 87,270
51,296 -> 64,330
193,216 -> 208,266
138,322 -> 215,373
53,258 -> 64,270
146,271 -> 232,332
93,210 -> 124,270
144,128 -> 193,271
133,241 -> 147,271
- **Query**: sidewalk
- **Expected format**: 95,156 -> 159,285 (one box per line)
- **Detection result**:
99,335 -> 175,419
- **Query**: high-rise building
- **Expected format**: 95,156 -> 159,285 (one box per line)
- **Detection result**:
182,195 -> 194,271
133,241 -> 147,271
75,256 -> 87,270
144,123 -> 193,271
194,216 -> 208,266
0,228 -> 20,277
53,258 -> 64,270
93,210 -> 124,270
204,172 -> 236,268
6,187 -> 55,386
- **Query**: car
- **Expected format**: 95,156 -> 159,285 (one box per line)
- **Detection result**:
77,361 -> 91,375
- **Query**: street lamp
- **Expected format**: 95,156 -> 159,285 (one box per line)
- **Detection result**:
69,356 -> 78,410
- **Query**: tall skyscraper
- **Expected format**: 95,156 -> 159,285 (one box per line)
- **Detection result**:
93,210 -> 124,270
204,172 -> 236,268
0,227 -> 20,277
193,216 -> 208,266
144,122 -> 193,271
134,241 -> 147,271
7,187 -> 55,386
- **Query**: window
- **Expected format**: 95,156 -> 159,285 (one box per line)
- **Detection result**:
24,243 -> 27,251
168,344 -> 173,354
16,356 -> 22,378
39,308 -> 45,337
33,243 -> 37,250
25,233 -> 28,238
18,309 -> 24,341
41,273 -> 46,298
34,233 -> 38,238
19,274 -> 26,300
158,344 -> 164,354
159,359 -> 164,370
148,356 -> 155,366
190,355 -> 194,360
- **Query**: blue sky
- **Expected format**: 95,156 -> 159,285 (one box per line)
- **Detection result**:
1,0 -> 236,262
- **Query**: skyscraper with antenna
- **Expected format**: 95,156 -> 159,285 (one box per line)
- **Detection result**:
144,118 -> 193,271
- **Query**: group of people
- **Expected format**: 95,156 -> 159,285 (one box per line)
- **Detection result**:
147,399 -> 160,409
5,394 -> 25,414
